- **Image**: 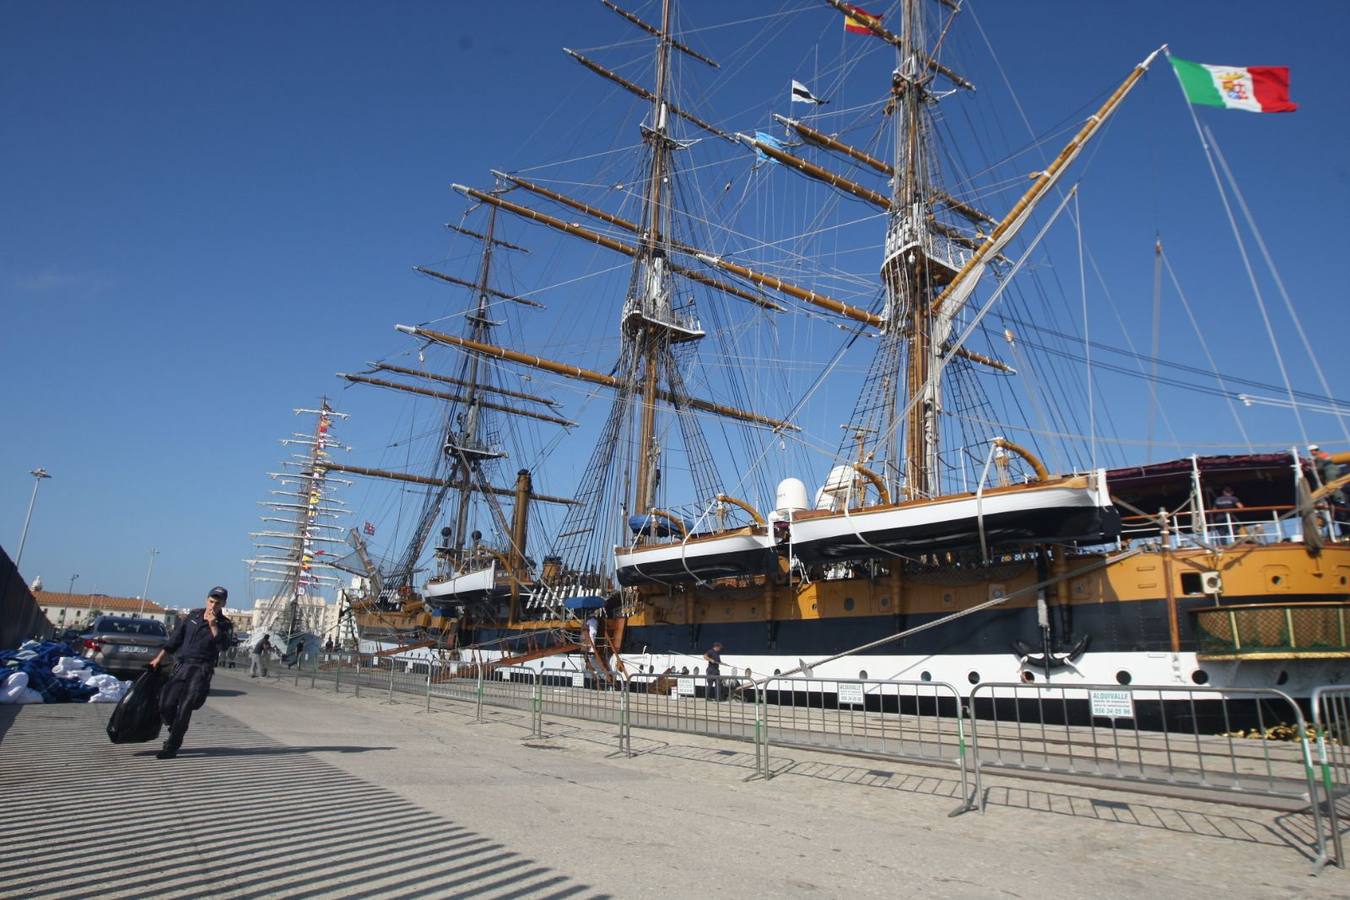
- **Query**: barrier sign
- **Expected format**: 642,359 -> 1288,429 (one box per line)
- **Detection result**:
1089,689 -> 1135,719
677,678 -> 696,696
837,683 -> 865,707
571,672 -> 585,688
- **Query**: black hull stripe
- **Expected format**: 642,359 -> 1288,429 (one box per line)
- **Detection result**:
471,593 -> 1311,657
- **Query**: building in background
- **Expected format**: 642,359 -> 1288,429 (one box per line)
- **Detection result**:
35,592 -> 176,632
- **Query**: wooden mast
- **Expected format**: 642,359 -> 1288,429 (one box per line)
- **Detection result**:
451,203 -> 499,560
633,0 -> 675,519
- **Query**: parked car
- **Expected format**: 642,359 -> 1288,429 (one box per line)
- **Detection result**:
79,616 -> 169,675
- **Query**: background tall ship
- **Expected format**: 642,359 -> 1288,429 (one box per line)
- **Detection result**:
246,402 -> 356,653
328,0 -> 1350,711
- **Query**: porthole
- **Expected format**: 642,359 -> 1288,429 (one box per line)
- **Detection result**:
680,666 -> 688,675
843,597 -> 855,611
1271,575 -> 1283,586
1341,575 -> 1348,586
1276,670 -> 1289,686
920,671 -> 932,682
724,607 -> 732,616
1116,670 -> 1132,685
943,592 -> 954,605
858,670 -> 869,680
773,668 -> 781,675
693,666 -> 700,675
880,596 -> 890,608
967,671 -> 980,685
1191,669 -> 1209,685
1020,670 -> 1035,683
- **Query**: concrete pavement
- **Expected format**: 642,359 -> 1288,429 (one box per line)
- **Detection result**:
0,666 -> 1344,898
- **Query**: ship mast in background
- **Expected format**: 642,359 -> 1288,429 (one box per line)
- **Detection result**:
247,401 -> 350,643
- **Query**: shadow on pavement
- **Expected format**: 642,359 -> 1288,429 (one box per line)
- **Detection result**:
0,704 -> 606,899
130,744 -> 397,758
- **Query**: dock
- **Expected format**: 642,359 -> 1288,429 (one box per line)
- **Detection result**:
0,667 -> 1344,898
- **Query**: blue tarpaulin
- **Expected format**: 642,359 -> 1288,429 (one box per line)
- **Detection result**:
562,596 -> 607,611
1,641 -> 104,703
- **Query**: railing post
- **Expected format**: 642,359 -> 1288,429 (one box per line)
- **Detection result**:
530,673 -> 543,738
949,693 -> 974,817
355,656 -> 362,698
384,657 -> 397,705
475,667 -> 485,723
335,655 -> 342,694
310,653 -> 318,689
965,695 -> 986,814
620,671 -> 631,757
755,683 -> 770,780
294,652 -> 302,687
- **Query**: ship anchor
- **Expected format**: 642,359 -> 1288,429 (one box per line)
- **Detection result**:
1012,634 -> 1089,673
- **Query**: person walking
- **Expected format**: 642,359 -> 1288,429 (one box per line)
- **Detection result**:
147,586 -> 235,760
703,642 -> 725,701
250,634 -> 274,678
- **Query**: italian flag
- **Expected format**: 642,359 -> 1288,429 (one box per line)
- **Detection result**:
1169,56 -> 1297,113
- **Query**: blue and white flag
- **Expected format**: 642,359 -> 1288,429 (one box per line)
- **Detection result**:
791,79 -> 827,104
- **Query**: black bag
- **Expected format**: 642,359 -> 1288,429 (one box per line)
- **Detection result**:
106,668 -> 163,744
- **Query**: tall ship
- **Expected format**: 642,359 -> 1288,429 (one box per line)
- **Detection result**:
332,0 -> 1350,705
246,402 -> 355,652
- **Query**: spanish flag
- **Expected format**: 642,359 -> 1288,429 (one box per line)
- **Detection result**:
843,4 -> 880,35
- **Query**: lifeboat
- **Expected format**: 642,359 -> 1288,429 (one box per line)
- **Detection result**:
788,470 -> 1120,564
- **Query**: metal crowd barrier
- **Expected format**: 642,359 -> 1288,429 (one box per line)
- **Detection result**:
538,667 -> 629,753
753,676 -> 970,803
624,672 -> 760,748
965,682 -> 1318,814
1311,685 -> 1350,872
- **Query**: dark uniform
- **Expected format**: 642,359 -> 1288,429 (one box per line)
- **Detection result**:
703,644 -> 724,701
157,607 -> 234,756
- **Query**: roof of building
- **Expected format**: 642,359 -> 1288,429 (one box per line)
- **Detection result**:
33,591 -> 170,614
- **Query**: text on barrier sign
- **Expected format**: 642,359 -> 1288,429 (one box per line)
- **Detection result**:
1089,689 -> 1135,719
677,678 -> 696,696
837,682 -> 865,707
571,672 -> 585,688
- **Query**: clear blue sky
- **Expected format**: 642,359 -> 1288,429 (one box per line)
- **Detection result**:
3,1 -> 1346,610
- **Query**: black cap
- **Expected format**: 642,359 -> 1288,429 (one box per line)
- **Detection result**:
208,586 -> 228,601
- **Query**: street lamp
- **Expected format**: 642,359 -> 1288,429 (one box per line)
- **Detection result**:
14,467 -> 52,572
68,573 -> 79,595
138,548 -> 159,616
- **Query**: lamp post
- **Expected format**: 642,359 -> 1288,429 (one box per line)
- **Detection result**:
138,548 -> 159,616
68,573 -> 79,595
14,467 -> 52,572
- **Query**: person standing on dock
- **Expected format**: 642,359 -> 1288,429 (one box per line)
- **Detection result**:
250,634 -> 273,678
703,642 -> 725,701
147,586 -> 234,760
